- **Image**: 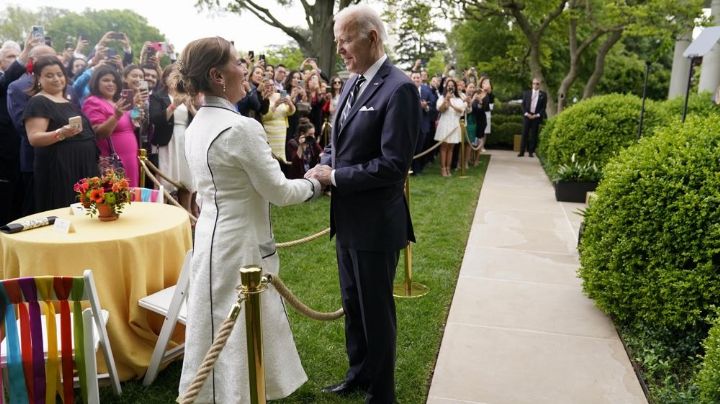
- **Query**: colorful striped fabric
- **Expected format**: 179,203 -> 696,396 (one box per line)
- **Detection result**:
130,187 -> 162,203
0,276 -> 90,404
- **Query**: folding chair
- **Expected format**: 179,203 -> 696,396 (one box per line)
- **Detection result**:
130,186 -> 165,203
139,249 -> 191,385
0,270 -> 122,404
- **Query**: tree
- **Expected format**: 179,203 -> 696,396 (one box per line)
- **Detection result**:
461,0 -> 703,115
47,9 -> 165,59
383,0 -> 444,69
0,6 -> 66,43
199,0 -> 360,77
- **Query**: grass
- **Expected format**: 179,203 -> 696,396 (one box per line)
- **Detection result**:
100,156 -> 489,403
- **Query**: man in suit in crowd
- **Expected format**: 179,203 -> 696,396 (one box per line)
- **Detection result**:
411,71 -> 435,174
519,77 -> 547,157
305,4 -> 420,403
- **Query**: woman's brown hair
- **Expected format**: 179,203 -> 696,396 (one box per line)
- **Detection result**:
173,37 -> 234,97
27,56 -> 67,96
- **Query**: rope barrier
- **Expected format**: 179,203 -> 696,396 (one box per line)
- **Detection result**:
265,274 -> 344,320
142,157 -> 188,192
275,228 -> 330,248
176,299 -> 245,404
413,127 -> 457,160
138,158 -> 198,223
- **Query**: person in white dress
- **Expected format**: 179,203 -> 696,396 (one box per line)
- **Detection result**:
175,37 -> 322,404
434,78 -> 465,177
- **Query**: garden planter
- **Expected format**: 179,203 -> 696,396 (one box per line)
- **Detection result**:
554,181 -> 597,203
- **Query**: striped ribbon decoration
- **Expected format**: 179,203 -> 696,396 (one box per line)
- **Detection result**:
0,276 -> 89,404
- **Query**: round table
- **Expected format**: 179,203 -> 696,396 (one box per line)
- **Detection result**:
0,202 -> 193,380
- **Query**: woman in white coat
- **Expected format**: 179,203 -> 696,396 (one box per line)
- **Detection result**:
176,37 -> 321,403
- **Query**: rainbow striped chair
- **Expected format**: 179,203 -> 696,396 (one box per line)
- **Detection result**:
129,186 -> 164,204
0,270 -> 122,403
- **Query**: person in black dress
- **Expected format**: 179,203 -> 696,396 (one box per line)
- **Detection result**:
23,56 -> 98,211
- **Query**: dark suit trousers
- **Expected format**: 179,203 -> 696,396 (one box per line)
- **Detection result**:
520,116 -> 541,154
337,246 -> 399,404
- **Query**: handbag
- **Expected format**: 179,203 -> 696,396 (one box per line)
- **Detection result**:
100,137 -> 125,175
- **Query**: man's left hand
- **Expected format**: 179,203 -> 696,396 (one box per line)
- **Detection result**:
305,164 -> 333,186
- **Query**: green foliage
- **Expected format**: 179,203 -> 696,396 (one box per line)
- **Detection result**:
425,50 -> 446,77
579,114 -> 720,347
551,154 -> 601,182
698,312 -> 720,403
0,6 -> 65,42
657,92 -> 719,122
539,93 -> 663,177
47,9 -> 165,59
486,102 -> 523,149
384,0 -> 444,69
264,44 -> 305,72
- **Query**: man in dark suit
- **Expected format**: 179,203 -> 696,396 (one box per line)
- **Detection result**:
519,78 -> 547,157
305,4 -> 420,403
411,71 -> 435,174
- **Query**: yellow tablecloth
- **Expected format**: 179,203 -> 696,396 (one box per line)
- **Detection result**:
0,203 -> 193,380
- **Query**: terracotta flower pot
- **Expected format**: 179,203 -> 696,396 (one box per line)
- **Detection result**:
96,203 -> 119,222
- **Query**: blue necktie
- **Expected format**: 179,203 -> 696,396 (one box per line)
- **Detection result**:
340,75 -> 366,129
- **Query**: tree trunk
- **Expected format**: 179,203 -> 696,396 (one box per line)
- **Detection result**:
528,38 -> 556,116
582,29 -> 623,99
311,0 -> 337,77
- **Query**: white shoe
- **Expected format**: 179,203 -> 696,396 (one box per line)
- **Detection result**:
481,148 -> 487,152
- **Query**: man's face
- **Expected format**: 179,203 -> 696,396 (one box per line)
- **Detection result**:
411,73 -> 422,87
143,68 -> 158,89
0,48 -> 19,71
532,79 -> 541,90
335,21 -> 374,74
430,77 -> 439,88
275,67 -> 286,83
420,71 -> 428,82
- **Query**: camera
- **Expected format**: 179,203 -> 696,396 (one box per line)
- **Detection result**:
109,32 -> 124,40
304,135 -> 316,145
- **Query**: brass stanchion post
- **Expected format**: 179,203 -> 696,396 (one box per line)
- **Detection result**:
138,148 -> 147,188
240,266 -> 267,404
321,119 -> 331,147
393,173 -> 429,298
458,118 -> 468,178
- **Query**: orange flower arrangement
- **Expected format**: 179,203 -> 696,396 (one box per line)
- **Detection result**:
74,169 -> 131,217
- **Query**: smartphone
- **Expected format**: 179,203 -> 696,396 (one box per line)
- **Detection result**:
31,26 -> 44,40
121,89 -> 134,105
297,80 -> 305,88
44,36 -> 52,47
259,54 -> 265,61
138,80 -> 149,91
248,50 -> 254,60
148,42 -> 163,52
279,89 -> 288,98
106,47 -> 118,58
68,116 -> 82,131
109,32 -> 124,40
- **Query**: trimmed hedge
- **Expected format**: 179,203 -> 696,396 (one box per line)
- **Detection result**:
579,114 -> 720,336
699,313 -> 720,403
538,93 -> 664,177
486,101 -> 522,149
657,92 -> 718,122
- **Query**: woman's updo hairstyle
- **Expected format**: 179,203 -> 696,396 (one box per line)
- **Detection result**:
174,37 -> 234,97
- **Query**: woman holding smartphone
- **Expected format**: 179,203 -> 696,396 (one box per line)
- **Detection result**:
23,56 -> 98,211
81,65 -> 137,185
261,77 -> 295,164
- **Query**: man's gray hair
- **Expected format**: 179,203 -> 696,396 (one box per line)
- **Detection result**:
0,40 -> 21,54
335,4 -> 388,44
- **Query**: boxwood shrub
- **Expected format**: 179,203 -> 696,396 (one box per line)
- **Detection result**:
698,312 -> 720,403
486,101 -> 523,149
539,93 -> 663,177
656,92 -> 718,122
579,114 -> 720,337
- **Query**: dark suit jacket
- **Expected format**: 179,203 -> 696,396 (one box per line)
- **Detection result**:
149,89 -> 173,146
522,89 -> 547,122
0,60 -> 27,178
418,84 -> 435,135
320,58 -> 420,251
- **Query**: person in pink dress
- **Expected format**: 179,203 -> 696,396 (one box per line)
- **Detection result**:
81,65 -> 137,185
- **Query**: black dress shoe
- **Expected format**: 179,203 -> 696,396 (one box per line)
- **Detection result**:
528,153 -> 534,157
321,380 -> 365,395
517,153 -> 524,157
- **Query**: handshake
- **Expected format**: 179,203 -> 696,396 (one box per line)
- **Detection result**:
304,164 -> 333,186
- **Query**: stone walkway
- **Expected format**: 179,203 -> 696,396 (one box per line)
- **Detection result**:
426,150 -> 647,404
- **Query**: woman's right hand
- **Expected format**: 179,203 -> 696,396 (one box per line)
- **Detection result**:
57,124 -> 82,139
114,98 -> 132,116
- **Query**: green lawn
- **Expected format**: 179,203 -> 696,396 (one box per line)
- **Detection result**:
100,156 -> 489,403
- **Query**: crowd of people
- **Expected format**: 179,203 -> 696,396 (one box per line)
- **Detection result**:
0,25 -> 499,227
